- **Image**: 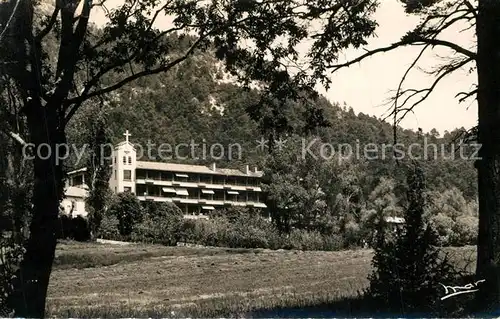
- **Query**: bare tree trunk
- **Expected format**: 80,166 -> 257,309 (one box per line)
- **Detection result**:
475,0 -> 500,312
9,102 -> 65,317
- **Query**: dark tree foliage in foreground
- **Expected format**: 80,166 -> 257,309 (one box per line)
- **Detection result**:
369,164 -> 458,315
0,0 -> 379,316
302,0 -> 500,311
84,104 -> 113,241
1,0 -> 499,315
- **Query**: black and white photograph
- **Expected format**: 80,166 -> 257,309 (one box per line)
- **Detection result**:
0,0 -> 496,317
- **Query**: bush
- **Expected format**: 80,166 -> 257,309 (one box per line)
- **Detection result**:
99,213 -> 120,240
285,229 -> 344,251
108,193 -> 143,236
72,216 -> 91,241
131,203 -> 183,246
450,216 -> 478,246
56,215 -> 72,239
173,208 -> 343,251
430,213 -> 453,246
56,215 -> 90,241
0,234 -> 25,317
109,205 -> 348,251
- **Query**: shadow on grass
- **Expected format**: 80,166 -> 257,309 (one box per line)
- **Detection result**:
47,293 -> 500,318
248,294 -> 500,318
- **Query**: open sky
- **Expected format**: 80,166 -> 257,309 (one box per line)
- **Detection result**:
89,0 -> 477,134
319,0 -> 477,134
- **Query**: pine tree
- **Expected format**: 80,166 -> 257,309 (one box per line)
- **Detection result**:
84,104 -> 112,241
368,163 -> 457,315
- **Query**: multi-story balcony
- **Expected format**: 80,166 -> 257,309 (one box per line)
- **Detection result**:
136,179 -> 262,192
134,163 -> 266,218
136,195 -> 265,208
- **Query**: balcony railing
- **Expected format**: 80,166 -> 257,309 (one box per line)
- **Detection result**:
136,195 -> 266,208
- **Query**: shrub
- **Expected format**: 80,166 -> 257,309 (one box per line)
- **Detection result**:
99,213 -> 120,240
0,234 -> 25,317
174,208 -> 342,251
450,216 -> 478,246
56,215 -> 73,239
56,215 -> 90,241
287,229 -> 323,250
131,203 -> 183,246
121,205 -> 347,251
72,216 -> 91,241
108,193 -> 143,236
430,213 -> 453,246
343,220 -> 362,249
143,201 -> 183,219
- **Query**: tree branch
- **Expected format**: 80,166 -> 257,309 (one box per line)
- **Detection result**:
35,5 -> 60,41
51,0 -> 92,107
395,57 -> 474,122
456,88 -> 478,103
411,36 -> 476,60
63,35 -> 205,124
463,0 -> 478,19
0,128 -> 27,147
327,41 -> 406,72
385,43 -> 431,122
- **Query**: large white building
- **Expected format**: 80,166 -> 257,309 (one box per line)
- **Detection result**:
64,131 -> 267,219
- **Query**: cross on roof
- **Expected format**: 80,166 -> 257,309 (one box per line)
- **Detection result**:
123,130 -> 131,143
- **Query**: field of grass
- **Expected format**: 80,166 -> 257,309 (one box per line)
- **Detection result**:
46,241 -> 476,317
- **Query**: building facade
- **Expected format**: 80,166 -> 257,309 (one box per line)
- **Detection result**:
65,131 -> 267,218
60,186 -> 89,217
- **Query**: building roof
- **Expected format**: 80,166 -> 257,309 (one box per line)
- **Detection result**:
137,161 -> 214,174
67,167 -> 87,175
384,216 -> 405,224
136,161 -> 263,177
115,141 -> 136,150
65,186 -> 88,198
217,168 -> 248,177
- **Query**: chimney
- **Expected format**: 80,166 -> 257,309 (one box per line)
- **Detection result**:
254,166 -> 258,173
211,162 -> 216,171
245,165 -> 249,175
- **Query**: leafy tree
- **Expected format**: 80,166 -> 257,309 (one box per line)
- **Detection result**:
428,187 -> 478,246
142,201 -> 183,220
262,135 -> 327,233
108,192 -> 143,237
362,177 -> 403,246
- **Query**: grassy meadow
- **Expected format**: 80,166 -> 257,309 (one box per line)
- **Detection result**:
46,241 -> 476,317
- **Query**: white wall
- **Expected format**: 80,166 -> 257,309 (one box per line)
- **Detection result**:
61,196 -> 88,217
109,141 -> 137,194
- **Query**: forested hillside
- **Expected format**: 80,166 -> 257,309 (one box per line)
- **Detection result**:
65,35 -> 478,247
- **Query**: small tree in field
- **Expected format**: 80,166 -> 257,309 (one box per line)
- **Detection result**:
108,193 -> 143,237
368,164 -> 457,314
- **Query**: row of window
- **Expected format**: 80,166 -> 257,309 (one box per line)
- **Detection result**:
135,169 -> 260,186
68,175 -> 84,186
113,169 -> 133,181
136,185 -> 261,202
112,169 -> 260,188
115,156 -> 133,165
